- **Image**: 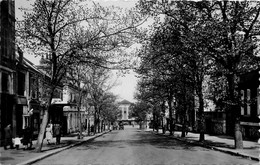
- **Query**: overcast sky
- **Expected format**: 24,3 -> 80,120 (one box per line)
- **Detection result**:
15,0 -> 139,103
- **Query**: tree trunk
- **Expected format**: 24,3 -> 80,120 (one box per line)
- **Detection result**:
88,121 -> 90,136
99,119 -> 101,133
35,108 -> 49,152
156,115 -> 159,132
197,85 -> 205,142
77,88 -> 83,139
227,73 -> 243,149
161,117 -> 165,134
199,114 -> 205,142
94,111 -> 97,135
77,106 -> 82,139
168,94 -> 173,135
35,88 -> 54,152
153,112 -> 155,131
235,120 -> 243,148
181,84 -> 187,138
101,120 -> 103,132
181,112 -> 187,138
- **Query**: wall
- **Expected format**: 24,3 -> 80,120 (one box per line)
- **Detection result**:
204,112 -> 226,135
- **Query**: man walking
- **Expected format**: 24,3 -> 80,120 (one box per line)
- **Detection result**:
54,123 -> 61,145
4,124 -> 14,150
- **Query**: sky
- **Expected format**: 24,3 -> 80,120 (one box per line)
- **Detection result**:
15,0 -> 140,103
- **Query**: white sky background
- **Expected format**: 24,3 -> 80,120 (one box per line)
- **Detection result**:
15,0 -> 140,103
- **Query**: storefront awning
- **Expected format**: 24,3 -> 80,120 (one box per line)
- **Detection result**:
16,96 -> 27,105
51,102 -> 77,107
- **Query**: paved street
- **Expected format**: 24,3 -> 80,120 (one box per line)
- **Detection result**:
33,126 -> 256,165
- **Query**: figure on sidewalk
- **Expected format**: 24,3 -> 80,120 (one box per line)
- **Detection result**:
13,135 -> 22,150
84,123 -> 87,133
90,124 -> 94,135
22,126 -> 33,150
4,124 -> 14,150
45,123 -> 53,145
54,123 -> 61,145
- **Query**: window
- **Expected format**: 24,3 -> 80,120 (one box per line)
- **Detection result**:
23,116 -> 29,128
2,72 -> 9,92
247,89 -> 251,115
241,90 -> 244,115
2,29 -> 7,57
18,72 -> 25,95
30,75 -> 38,99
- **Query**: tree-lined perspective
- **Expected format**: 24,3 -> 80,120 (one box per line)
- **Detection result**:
16,0 -> 260,152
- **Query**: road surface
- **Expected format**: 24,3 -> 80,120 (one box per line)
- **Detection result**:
34,126 -> 257,164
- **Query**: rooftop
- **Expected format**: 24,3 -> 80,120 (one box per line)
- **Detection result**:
118,99 -> 132,105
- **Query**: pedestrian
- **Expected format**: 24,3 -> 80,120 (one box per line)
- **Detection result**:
83,123 -> 87,133
45,123 -> 53,144
4,124 -> 14,150
22,126 -> 32,150
54,123 -> 61,145
13,135 -> 22,150
28,126 -> 33,149
90,124 -> 94,135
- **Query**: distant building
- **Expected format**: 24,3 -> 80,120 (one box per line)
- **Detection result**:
118,99 -> 135,125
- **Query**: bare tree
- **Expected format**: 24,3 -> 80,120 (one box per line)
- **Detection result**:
17,0 -> 144,152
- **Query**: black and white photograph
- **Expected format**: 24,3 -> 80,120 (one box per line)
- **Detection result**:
0,0 -> 259,164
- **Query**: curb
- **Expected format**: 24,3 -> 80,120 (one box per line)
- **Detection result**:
17,130 -> 111,165
151,131 -> 259,162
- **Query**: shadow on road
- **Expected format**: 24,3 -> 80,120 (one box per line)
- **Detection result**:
76,130 -> 209,152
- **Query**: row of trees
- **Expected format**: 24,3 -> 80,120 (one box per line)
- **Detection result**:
134,0 -> 260,149
67,63 -> 120,138
16,0 -> 144,152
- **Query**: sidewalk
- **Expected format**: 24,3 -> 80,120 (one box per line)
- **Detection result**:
148,129 -> 260,161
0,131 -> 111,165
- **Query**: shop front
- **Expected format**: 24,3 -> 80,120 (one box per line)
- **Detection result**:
16,96 -> 28,137
28,100 -> 41,139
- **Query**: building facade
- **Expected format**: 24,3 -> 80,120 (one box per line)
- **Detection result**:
61,84 -> 87,134
202,69 -> 260,140
0,0 -> 16,145
118,99 -> 135,125
239,69 -> 260,140
0,0 -> 93,144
